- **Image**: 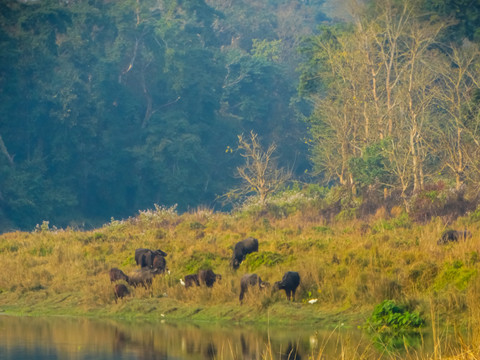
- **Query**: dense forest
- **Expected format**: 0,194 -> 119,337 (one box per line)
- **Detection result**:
0,0 -> 480,231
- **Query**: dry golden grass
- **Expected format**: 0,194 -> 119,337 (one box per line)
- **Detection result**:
1,208 -> 480,356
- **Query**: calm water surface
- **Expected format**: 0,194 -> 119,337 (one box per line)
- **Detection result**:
0,315 -> 439,359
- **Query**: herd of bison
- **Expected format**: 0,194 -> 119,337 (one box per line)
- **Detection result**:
110,229 -> 469,304
109,237 -> 300,304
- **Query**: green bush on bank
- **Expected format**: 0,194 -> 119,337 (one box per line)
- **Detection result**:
364,300 -> 425,349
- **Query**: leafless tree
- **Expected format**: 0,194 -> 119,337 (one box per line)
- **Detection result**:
230,131 -> 291,206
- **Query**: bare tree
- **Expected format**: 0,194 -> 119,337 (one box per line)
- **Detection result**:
306,0 -> 448,198
399,16 -> 446,191
433,43 -> 480,190
231,131 -> 291,206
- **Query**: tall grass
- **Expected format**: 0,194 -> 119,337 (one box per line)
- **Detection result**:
1,202 -> 480,355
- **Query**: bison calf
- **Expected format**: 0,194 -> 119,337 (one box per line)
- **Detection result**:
184,274 -> 200,288
198,269 -> 222,288
231,237 -> 259,269
274,271 -> 300,301
128,268 -> 156,288
114,284 -> 130,303
152,254 -> 168,273
109,268 -> 129,283
239,273 -> 270,302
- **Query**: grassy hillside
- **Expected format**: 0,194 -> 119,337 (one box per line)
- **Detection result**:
1,201 -> 480,336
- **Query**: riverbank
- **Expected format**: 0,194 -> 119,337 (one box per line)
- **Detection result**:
0,286 -> 366,329
1,205 -> 479,332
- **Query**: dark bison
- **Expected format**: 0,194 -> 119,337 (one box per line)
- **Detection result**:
109,268 -> 129,283
274,271 -> 300,301
114,284 -> 130,303
127,268 -> 157,288
437,229 -> 472,245
152,254 -> 168,273
135,248 -> 168,268
198,269 -> 222,288
231,237 -> 259,269
239,273 -> 270,301
184,274 -> 200,288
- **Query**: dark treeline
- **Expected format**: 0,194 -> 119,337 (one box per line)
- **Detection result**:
1,0 -> 480,231
0,0 -> 324,230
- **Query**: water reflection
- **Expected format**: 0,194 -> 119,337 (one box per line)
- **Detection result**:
0,315 -> 438,359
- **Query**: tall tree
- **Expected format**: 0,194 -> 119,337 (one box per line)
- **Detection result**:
298,0 -> 474,205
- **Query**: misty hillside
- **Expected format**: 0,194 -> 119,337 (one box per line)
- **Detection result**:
1,0 -> 480,232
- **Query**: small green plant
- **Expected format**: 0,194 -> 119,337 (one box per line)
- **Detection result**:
364,300 -> 425,350
365,300 -> 424,334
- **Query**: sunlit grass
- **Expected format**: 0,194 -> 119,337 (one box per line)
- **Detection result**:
1,205 -> 480,356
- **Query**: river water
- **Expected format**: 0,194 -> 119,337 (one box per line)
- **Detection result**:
0,315 -> 440,359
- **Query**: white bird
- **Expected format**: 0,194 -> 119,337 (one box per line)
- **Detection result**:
179,278 -> 185,286
308,298 -> 318,304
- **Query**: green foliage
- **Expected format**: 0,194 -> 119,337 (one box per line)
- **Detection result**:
182,252 -> 220,273
303,184 -> 330,199
237,186 -> 322,218
29,244 -> 53,257
371,213 -> 412,232
251,39 -> 282,62
364,300 -> 425,349
420,0 -> 480,43
243,251 -> 286,271
467,205 -> 480,223
312,226 -> 333,234
349,141 -> 393,187
433,261 -> 477,292
365,300 -> 424,332
0,0 -> 320,231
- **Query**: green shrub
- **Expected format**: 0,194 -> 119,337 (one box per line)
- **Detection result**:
468,206 -> 480,223
365,300 -> 424,333
364,300 -> 425,349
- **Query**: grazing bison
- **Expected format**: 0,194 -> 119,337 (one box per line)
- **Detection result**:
152,254 -> 168,273
437,229 -> 472,245
274,271 -> 300,301
109,268 -> 129,283
239,273 -> 270,301
135,248 -> 167,268
127,268 -> 156,288
198,269 -> 222,288
184,274 -> 200,288
114,284 -> 130,303
231,237 -> 259,269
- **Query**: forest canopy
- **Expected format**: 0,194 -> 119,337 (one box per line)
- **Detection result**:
0,0 -> 479,231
